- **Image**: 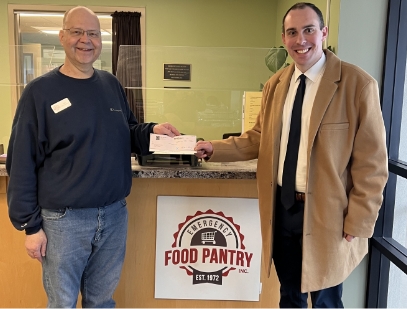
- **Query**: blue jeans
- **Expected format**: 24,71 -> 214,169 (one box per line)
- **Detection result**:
41,199 -> 128,308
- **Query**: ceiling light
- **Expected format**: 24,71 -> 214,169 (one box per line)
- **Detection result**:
33,27 -> 111,35
41,30 -> 60,34
18,12 -> 64,17
33,26 -> 60,33
18,12 -> 111,19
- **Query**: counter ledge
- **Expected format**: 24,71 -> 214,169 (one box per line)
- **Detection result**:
1,160 -> 257,180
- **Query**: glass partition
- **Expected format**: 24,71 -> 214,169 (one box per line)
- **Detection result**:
17,44 -> 112,80
1,44 -> 284,143
117,45 -> 280,141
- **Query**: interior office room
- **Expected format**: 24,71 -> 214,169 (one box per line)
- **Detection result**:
0,0 -> 406,307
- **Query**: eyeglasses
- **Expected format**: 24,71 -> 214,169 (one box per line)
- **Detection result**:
63,28 -> 101,39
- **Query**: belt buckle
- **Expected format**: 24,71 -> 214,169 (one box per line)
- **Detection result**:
295,192 -> 305,202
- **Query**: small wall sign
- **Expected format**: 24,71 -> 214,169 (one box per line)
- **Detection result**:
164,64 -> 191,81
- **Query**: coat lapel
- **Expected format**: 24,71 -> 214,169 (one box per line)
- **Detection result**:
271,65 -> 294,178
272,65 -> 294,137
307,51 -> 341,151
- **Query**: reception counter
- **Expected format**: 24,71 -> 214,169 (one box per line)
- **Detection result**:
0,159 -> 281,308
0,157 -> 258,178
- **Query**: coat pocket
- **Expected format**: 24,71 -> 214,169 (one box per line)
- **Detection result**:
320,122 -> 349,131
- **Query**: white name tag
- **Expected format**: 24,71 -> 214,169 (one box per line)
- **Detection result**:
51,98 -> 72,114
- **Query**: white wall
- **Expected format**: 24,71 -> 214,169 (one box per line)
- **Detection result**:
337,0 -> 389,307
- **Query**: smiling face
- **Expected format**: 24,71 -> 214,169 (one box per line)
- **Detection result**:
59,7 -> 102,77
282,6 -> 328,73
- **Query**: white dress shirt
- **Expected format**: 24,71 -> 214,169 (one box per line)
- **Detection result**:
277,53 -> 327,193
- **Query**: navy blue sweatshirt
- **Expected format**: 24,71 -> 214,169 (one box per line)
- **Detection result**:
6,68 -> 155,234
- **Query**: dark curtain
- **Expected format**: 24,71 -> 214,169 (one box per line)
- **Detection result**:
111,11 -> 144,122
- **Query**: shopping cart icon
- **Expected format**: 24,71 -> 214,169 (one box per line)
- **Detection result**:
201,231 -> 217,245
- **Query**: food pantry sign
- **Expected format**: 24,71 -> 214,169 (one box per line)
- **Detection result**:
155,196 -> 262,301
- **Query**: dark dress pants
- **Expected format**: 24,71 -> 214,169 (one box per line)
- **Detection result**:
273,187 -> 344,308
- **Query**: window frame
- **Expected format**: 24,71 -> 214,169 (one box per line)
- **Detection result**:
7,4 -> 146,116
366,0 -> 407,307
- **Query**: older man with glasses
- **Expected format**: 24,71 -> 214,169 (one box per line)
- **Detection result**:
6,6 -> 179,308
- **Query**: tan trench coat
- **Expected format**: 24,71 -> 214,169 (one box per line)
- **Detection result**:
209,50 -> 388,292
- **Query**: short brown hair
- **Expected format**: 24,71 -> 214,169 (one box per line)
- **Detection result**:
282,2 -> 325,33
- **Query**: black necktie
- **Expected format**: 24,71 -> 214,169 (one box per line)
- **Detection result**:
281,74 -> 306,210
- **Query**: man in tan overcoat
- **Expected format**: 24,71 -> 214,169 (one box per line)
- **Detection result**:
195,2 -> 388,308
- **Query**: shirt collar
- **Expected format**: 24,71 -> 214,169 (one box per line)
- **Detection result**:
294,52 -> 326,83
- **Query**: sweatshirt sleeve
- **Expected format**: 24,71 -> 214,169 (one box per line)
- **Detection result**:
118,85 -> 156,156
6,84 -> 44,235
128,112 -> 156,156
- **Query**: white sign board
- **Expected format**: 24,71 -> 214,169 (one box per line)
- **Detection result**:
155,196 -> 262,301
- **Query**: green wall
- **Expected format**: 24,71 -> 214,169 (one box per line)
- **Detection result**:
0,3 -> 12,153
144,0 -> 278,48
327,0 -> 340,53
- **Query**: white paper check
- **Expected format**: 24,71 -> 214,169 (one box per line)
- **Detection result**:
149,134 -> 197,154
